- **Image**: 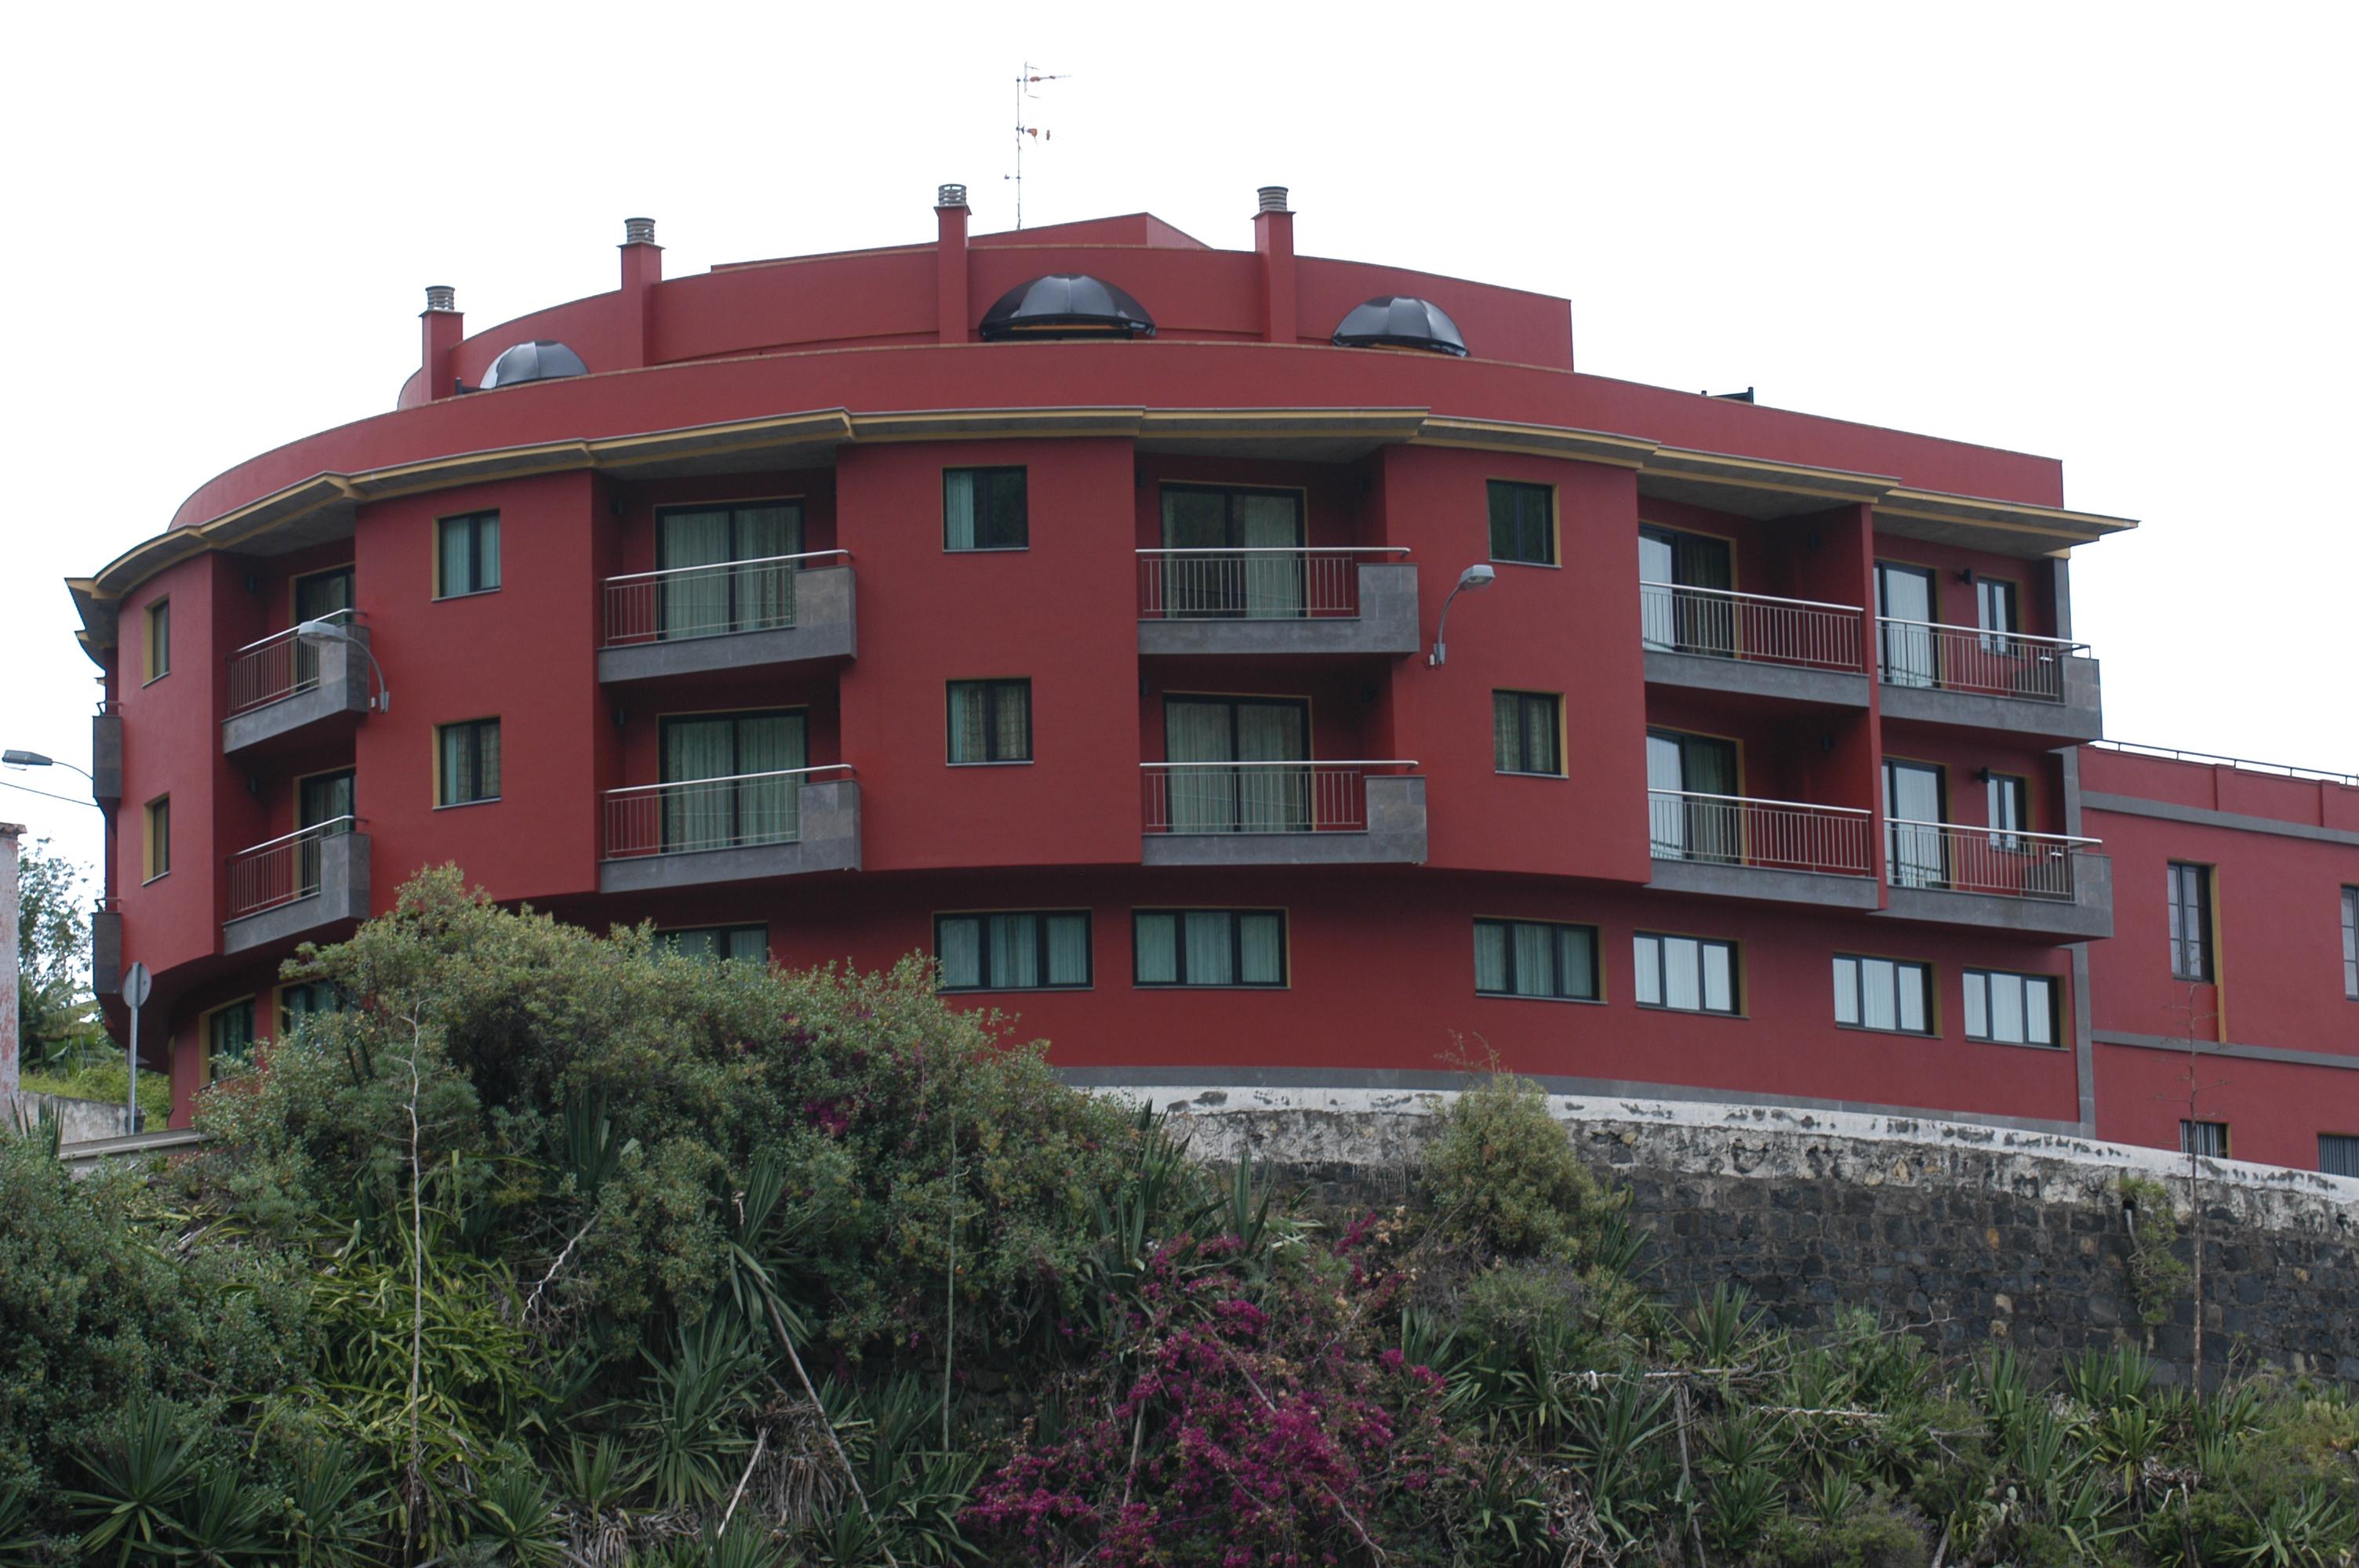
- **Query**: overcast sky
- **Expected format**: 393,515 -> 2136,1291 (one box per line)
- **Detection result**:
4,2 -> 2353,878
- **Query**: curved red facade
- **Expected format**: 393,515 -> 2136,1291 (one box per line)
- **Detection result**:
67,190 -> 2357,1171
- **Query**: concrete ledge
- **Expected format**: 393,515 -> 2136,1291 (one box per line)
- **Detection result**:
221,627 -> 372,756
1879,655 -> 2103,742
1645,855 -> 1880,908
1881,851 -> 2113,939
598,780 -> 860,892
1138,562 -> 1418,657
1141,775 -> 1425,866
597,567 -> 855,683
222,832 -> 370,956
1643,649 -> 1870,708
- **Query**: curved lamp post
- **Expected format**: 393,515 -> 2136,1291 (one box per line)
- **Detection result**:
296,619 -> 391,713
1428,564 -> 1496,667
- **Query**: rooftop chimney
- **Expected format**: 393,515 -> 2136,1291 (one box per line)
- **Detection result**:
936,181 -> 971,345
421,285 -> 463,400
620,216 -> 663,368
1252,185 -> 1296,344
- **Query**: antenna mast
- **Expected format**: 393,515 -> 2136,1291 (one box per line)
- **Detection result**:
1007,64 -> 1067,230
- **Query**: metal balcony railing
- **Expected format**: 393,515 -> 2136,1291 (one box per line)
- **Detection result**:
603,764 -> 852,860
601,550 -> 849,648
1647,789 -> 1874,877
1142,760 -> 1416,834
1136,548 -> 1408,621
226,816 -> 358,920
1640,583 -> 1864,672
226,609 -> 357,716
1884,819 -> 2102,902
1876,619 -> 2088,703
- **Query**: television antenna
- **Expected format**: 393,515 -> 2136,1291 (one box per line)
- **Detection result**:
1005,64 -> 1067,230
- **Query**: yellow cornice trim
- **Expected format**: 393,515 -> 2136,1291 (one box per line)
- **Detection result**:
1416,416 -> 1657,467
1875,487 -> 2138,540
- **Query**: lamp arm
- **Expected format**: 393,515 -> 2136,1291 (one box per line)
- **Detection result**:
1430,583 -> 1466,668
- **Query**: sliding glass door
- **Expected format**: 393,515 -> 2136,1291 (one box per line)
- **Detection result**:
1161,486 -> 1306,619
1883,759 -> 1947,888
1646,729 -> 1739,862
660,710 -> 807,852
1876,563 -> 1937,688
1638,527 -> 1736,656
657,503 -> 803,641
1164,696 -> 1310,832
292,566 -> 354,690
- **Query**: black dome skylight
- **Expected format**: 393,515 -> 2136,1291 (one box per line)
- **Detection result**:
1330,296 -> 1467,358
481,339 -> 590,389
978,274 -> 1156,340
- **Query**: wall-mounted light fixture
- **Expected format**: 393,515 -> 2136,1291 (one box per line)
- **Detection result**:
296,620 -> 391,713
1428,564 -> 1496,667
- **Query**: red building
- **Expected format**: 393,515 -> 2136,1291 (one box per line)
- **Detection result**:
64,187 -> 2359,1171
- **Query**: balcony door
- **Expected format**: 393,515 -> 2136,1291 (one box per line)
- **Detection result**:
1638,527 -> 1735,656
1875,563 -> 1937,688
1161,485 -> 1305,619
1646,729 -> 1739,862
296,769 -> 354,898
1164,695 -> 1310,833
1883,759 -> 1947,888
656,503 -> 802,641
660,710 -> 806,852
292,566 -> 354,689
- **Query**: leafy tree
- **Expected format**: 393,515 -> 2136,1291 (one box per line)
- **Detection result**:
13,837 -> 100,1069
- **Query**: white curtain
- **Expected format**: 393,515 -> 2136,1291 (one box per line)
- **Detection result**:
1135,913 -> 1179,983
1184,911 -> 1234,985
736,713 -> 805,844
660,511 -> 732,640
1558,927 -> 1595,999
1165,699 -> 1237,833
988,914 -> 1040,989
1474,923 -> 1509,993
1513,922 -> 1554,997
938,918 -> 982,989
1240,494 -> 1303,619
1238,913 -> 1284,985
1045,914 -> 1089,985
943,471 -> 979,550
1236,702 -> 1307,831
733,506 -> 801,632
948,683 -> 991,763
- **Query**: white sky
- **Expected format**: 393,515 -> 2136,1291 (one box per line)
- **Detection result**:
5,1 -> 2354,877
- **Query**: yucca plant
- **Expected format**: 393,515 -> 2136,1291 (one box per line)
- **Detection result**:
471,1446 -> 566,1566
172,1465 -> 276,1567
284,1439 -> 388,1568
62,1398 -> 206,1567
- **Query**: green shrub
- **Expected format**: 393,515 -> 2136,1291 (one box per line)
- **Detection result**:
17,1062 -> 170,1126
1424,1071 -> 1609,1261
2118,1172 -> 2188,1327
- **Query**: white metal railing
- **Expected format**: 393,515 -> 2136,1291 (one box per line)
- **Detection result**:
1875,619 -> 2088,703
1137,548 -> 1408,622
602,764 -> 852,860
1640,583 -> 1863,671
2090,740 -> 2358,788
1647,790 -> 1874,877
227,609 -> 358,716
1884,819 -> 2101,902
1142,760 -> 1416,834
226,817 -> 358,920
602,550 -> 849,648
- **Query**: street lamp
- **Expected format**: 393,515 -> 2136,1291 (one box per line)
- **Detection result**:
1428,564 -> 1496,667
3,749 -> 92,782
1,750 -> 102,811
296,619 -> 391,713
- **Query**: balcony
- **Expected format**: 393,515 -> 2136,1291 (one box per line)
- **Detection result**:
1140,761 -> 1426,866
1875,621 -> 2102,741
221,613 -> 372,756
1645,789 -> 1880,907
1136,550 -> 1418,657
598,766 -> 860,892
1881,820 -> 2113,938
1640,584 -> 1870,707
598,554 -> 856,684
223,821 -> 370,955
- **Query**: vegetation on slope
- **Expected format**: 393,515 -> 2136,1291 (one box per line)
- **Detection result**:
2,867 -> 2354,1566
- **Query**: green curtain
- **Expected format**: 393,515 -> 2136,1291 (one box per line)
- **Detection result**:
1161,489 -> 1230,616
660,511 -> 732,640
943,471 -> 979,550
1136,913 -> 1179,983
1683,736 -> 1739,863
938,918 -> 982,988
1184,912 -> 1234,985
733,506 -> 801,632
1558,927 -> 1595,999
1045,914 -> 1089,985
1474,924 -> 1509,992
948,683 -> 990,763
1165,699 -> 1237,833
1494,695 -> 1524,773
663,719 -> 736,851
1240,494 -> 1304,619
988,914 -> 1040,989
1236,702 -> 1307,831
736,713 -> 806,845
993,683 -> 1030,760
1513,922 -> 1553,997
1238,913 -> 1284,985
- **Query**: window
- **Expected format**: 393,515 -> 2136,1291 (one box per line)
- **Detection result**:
2167,862 -> 2213,982
207,999 -> 256,1080
1975,577 -> 2019,650
143,599 -> 170,683
1884,760 -> 1948,890
1875,562 -> 1938,688
947,680 -> 1032,764
2342,887 -> 2357,1000
1492,691 -> 1563,776
278,982 -> 345,1036
1474,920 -> 1599,1000
143,797 -> 170,881
2322,1134 -> 2359,1178
1158,485 -> 1306,618
1986,773 -> 2029,851
1634,933 -> 1738,1014
1487,481 -> 1555,565
944,468 -> 1028,550
437,719 -> 502,806
437,511 -> 501,597
2180,1120 -> 2230,1160
1834,955 -> 1933,1034
658,926 -> 769,964
1161,695 -> 1309,833
661,711 -> 805,850
1648,731 -> 1739,862
656,503 -> 802,640
1962,969 -> 2058,1047
936,912 -> 1092,991
1637,526 -> 1736,655
1134,909 -> 1286,988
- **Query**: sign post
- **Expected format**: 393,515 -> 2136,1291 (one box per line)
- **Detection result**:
121,961 -> 151,1135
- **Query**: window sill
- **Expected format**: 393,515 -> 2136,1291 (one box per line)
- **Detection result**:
143,672 -> 169,688
943,545 -> 1030,554
947,759 -> 1035,768
1834,1022 -> 1939,1040
1475,990 -> 1608,1006
1488,557 -> 1562,570
433,797 -> 502,811
1495,770 -> 1567,780
434,587 -> 501,601
940,985 -> 1094,996
1634,1003 -> 1746,1019
142,870 -> 169,886
1965,1034 -> 2066,1052
1134,984 -> 1289,992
